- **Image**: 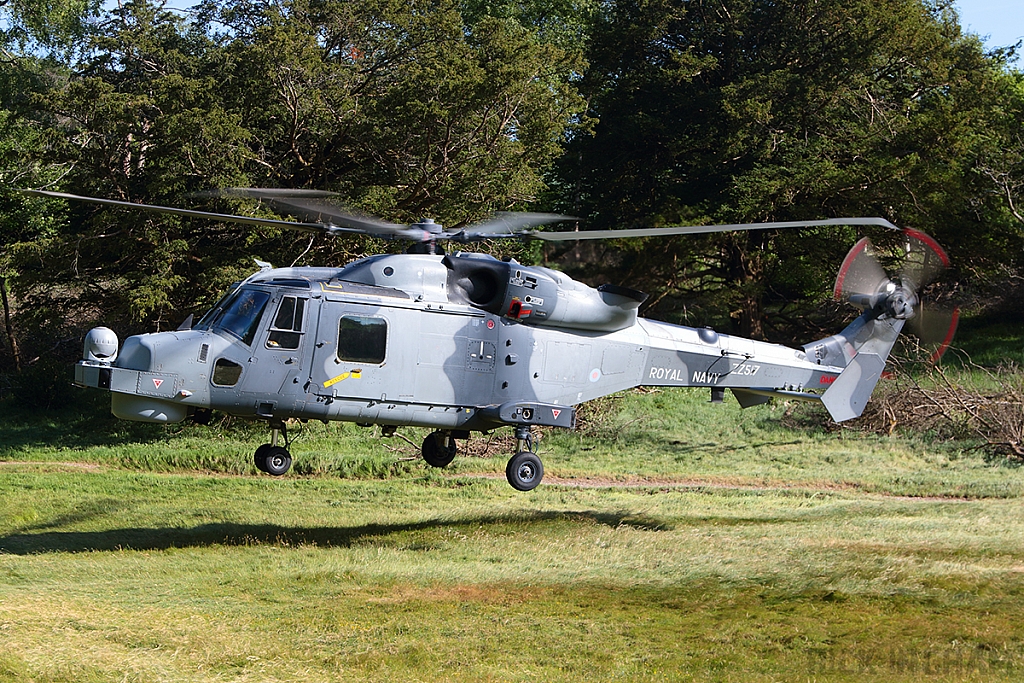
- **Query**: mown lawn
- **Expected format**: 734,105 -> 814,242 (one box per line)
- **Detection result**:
2,468 -> 1024,682
2,367 -> 1024,681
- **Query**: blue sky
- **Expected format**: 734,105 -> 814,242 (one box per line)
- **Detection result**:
955,0 -> 1023,48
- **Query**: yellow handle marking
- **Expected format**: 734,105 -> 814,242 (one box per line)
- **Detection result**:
324,369 -> 362,388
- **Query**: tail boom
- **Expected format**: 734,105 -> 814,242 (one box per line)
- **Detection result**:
635,310 -> 903,423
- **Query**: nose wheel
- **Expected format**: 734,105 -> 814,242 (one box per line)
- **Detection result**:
254,421 -> 292,476
505,426 -> 543,491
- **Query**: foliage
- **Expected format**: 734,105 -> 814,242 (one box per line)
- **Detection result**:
850,359 -> 1024,459
1,0 -> 1023,402
0,0 -> 586,390
0,0 -> 99,58
551,0 -> 1024,340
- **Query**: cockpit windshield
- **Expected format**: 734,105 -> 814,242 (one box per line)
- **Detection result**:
195,287 -> 270,345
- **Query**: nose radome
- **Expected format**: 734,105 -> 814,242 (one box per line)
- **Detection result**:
116,335 -> 156,371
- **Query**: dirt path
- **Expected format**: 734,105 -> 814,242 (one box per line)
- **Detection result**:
0,460 -> 104,471
452,471 -> 974,501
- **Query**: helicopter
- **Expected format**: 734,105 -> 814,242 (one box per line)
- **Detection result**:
23,187 -> 957,491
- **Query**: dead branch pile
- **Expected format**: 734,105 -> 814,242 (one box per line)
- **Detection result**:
849,360 -> 1024,459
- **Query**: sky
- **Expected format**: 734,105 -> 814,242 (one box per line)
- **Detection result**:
954,0 -> 1023,48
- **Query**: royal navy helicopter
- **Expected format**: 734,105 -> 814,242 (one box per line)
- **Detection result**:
23,188 -> 956,491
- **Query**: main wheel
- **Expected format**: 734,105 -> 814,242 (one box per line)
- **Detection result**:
263,445 -> 292,476
253,444 -> 273,473
506,451 -> 543,491
422,431 -> 457,468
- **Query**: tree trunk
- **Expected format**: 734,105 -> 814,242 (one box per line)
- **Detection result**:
727,235 -> 766,340
737,287 -> 764,340
0,277 -> 22,373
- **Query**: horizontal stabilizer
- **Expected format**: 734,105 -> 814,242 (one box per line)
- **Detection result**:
731,387 -> 823,408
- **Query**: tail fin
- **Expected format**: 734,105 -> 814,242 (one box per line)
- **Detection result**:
805,314 -> 905,422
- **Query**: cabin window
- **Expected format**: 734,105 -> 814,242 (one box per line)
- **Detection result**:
337,315 -> 387,364
267,296 -> 307,350
212,358 -> 243,386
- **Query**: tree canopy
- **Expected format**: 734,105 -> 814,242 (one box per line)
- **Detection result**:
551,0 -> 1024,337
1,0 -> 1022,392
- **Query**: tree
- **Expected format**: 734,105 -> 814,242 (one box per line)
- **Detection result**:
1,0 -> 99,59
3,0 -> 588,387
199,0 -> 586,224
553,0 -> 1022,340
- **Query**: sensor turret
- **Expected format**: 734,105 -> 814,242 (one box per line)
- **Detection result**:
83,327 -> 119,363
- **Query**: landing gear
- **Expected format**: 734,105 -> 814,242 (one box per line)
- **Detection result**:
262,446 -> 292,476
506,451 -> 543,491
422,430 -> 457,468
253,444 -> 272,473
505,425 -> 544,491
254,420 -> 292,476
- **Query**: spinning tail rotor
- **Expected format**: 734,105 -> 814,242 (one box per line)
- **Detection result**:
833,228 -> 958,363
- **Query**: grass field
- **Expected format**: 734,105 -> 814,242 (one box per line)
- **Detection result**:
2,323 -> 1024,681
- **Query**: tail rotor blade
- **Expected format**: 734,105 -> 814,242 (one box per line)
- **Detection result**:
899,228 -> 950,290
907,303 -> 960,364
833,237 -> 889,303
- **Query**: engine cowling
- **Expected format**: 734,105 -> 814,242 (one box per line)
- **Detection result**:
444,252 -> 647,332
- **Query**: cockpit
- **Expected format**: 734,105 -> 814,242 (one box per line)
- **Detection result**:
195,286 -> 270,346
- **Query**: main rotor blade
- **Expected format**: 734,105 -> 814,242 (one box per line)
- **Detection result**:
458,212 -> 574,240
216,188 -> 413,238
521,217 -> 900,241
18,189 -> 343,234
217,188 -> 341,199
260,196 -> 410,237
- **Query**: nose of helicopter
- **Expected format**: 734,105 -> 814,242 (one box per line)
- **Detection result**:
75,327 -> 209,423
117,334 -> 154,371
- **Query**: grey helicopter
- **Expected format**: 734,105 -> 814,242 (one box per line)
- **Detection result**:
23,187 -> 956,491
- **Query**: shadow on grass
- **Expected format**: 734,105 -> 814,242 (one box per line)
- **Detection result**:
0,393 -> 264,454
0,509 -> 674,555
0,393 -> 165,452
668,440 -> 805,454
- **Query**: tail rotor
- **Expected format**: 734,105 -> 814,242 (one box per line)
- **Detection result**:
833,228 -> 958,363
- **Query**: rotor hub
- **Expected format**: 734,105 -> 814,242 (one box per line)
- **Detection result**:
884,284 -> 918,320
411,218 -> 443,235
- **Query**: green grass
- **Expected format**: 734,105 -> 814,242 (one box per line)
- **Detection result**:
4,383 -> 1021,498
2,470 -> 1024,681
2,316 -> 1024,681
952,307 -> 1024,367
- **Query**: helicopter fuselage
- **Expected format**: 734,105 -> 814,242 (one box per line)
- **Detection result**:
75,252 -> 844,434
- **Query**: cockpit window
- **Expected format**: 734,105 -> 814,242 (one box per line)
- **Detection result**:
207,288 -> 270,345
267,296 -> 307,350
194,283 -> 241,331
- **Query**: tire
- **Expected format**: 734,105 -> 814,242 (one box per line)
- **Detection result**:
506,451 -> 543,491
263,446 -> 292,476
253,444 -> 273,473
422,431 -> 457,468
